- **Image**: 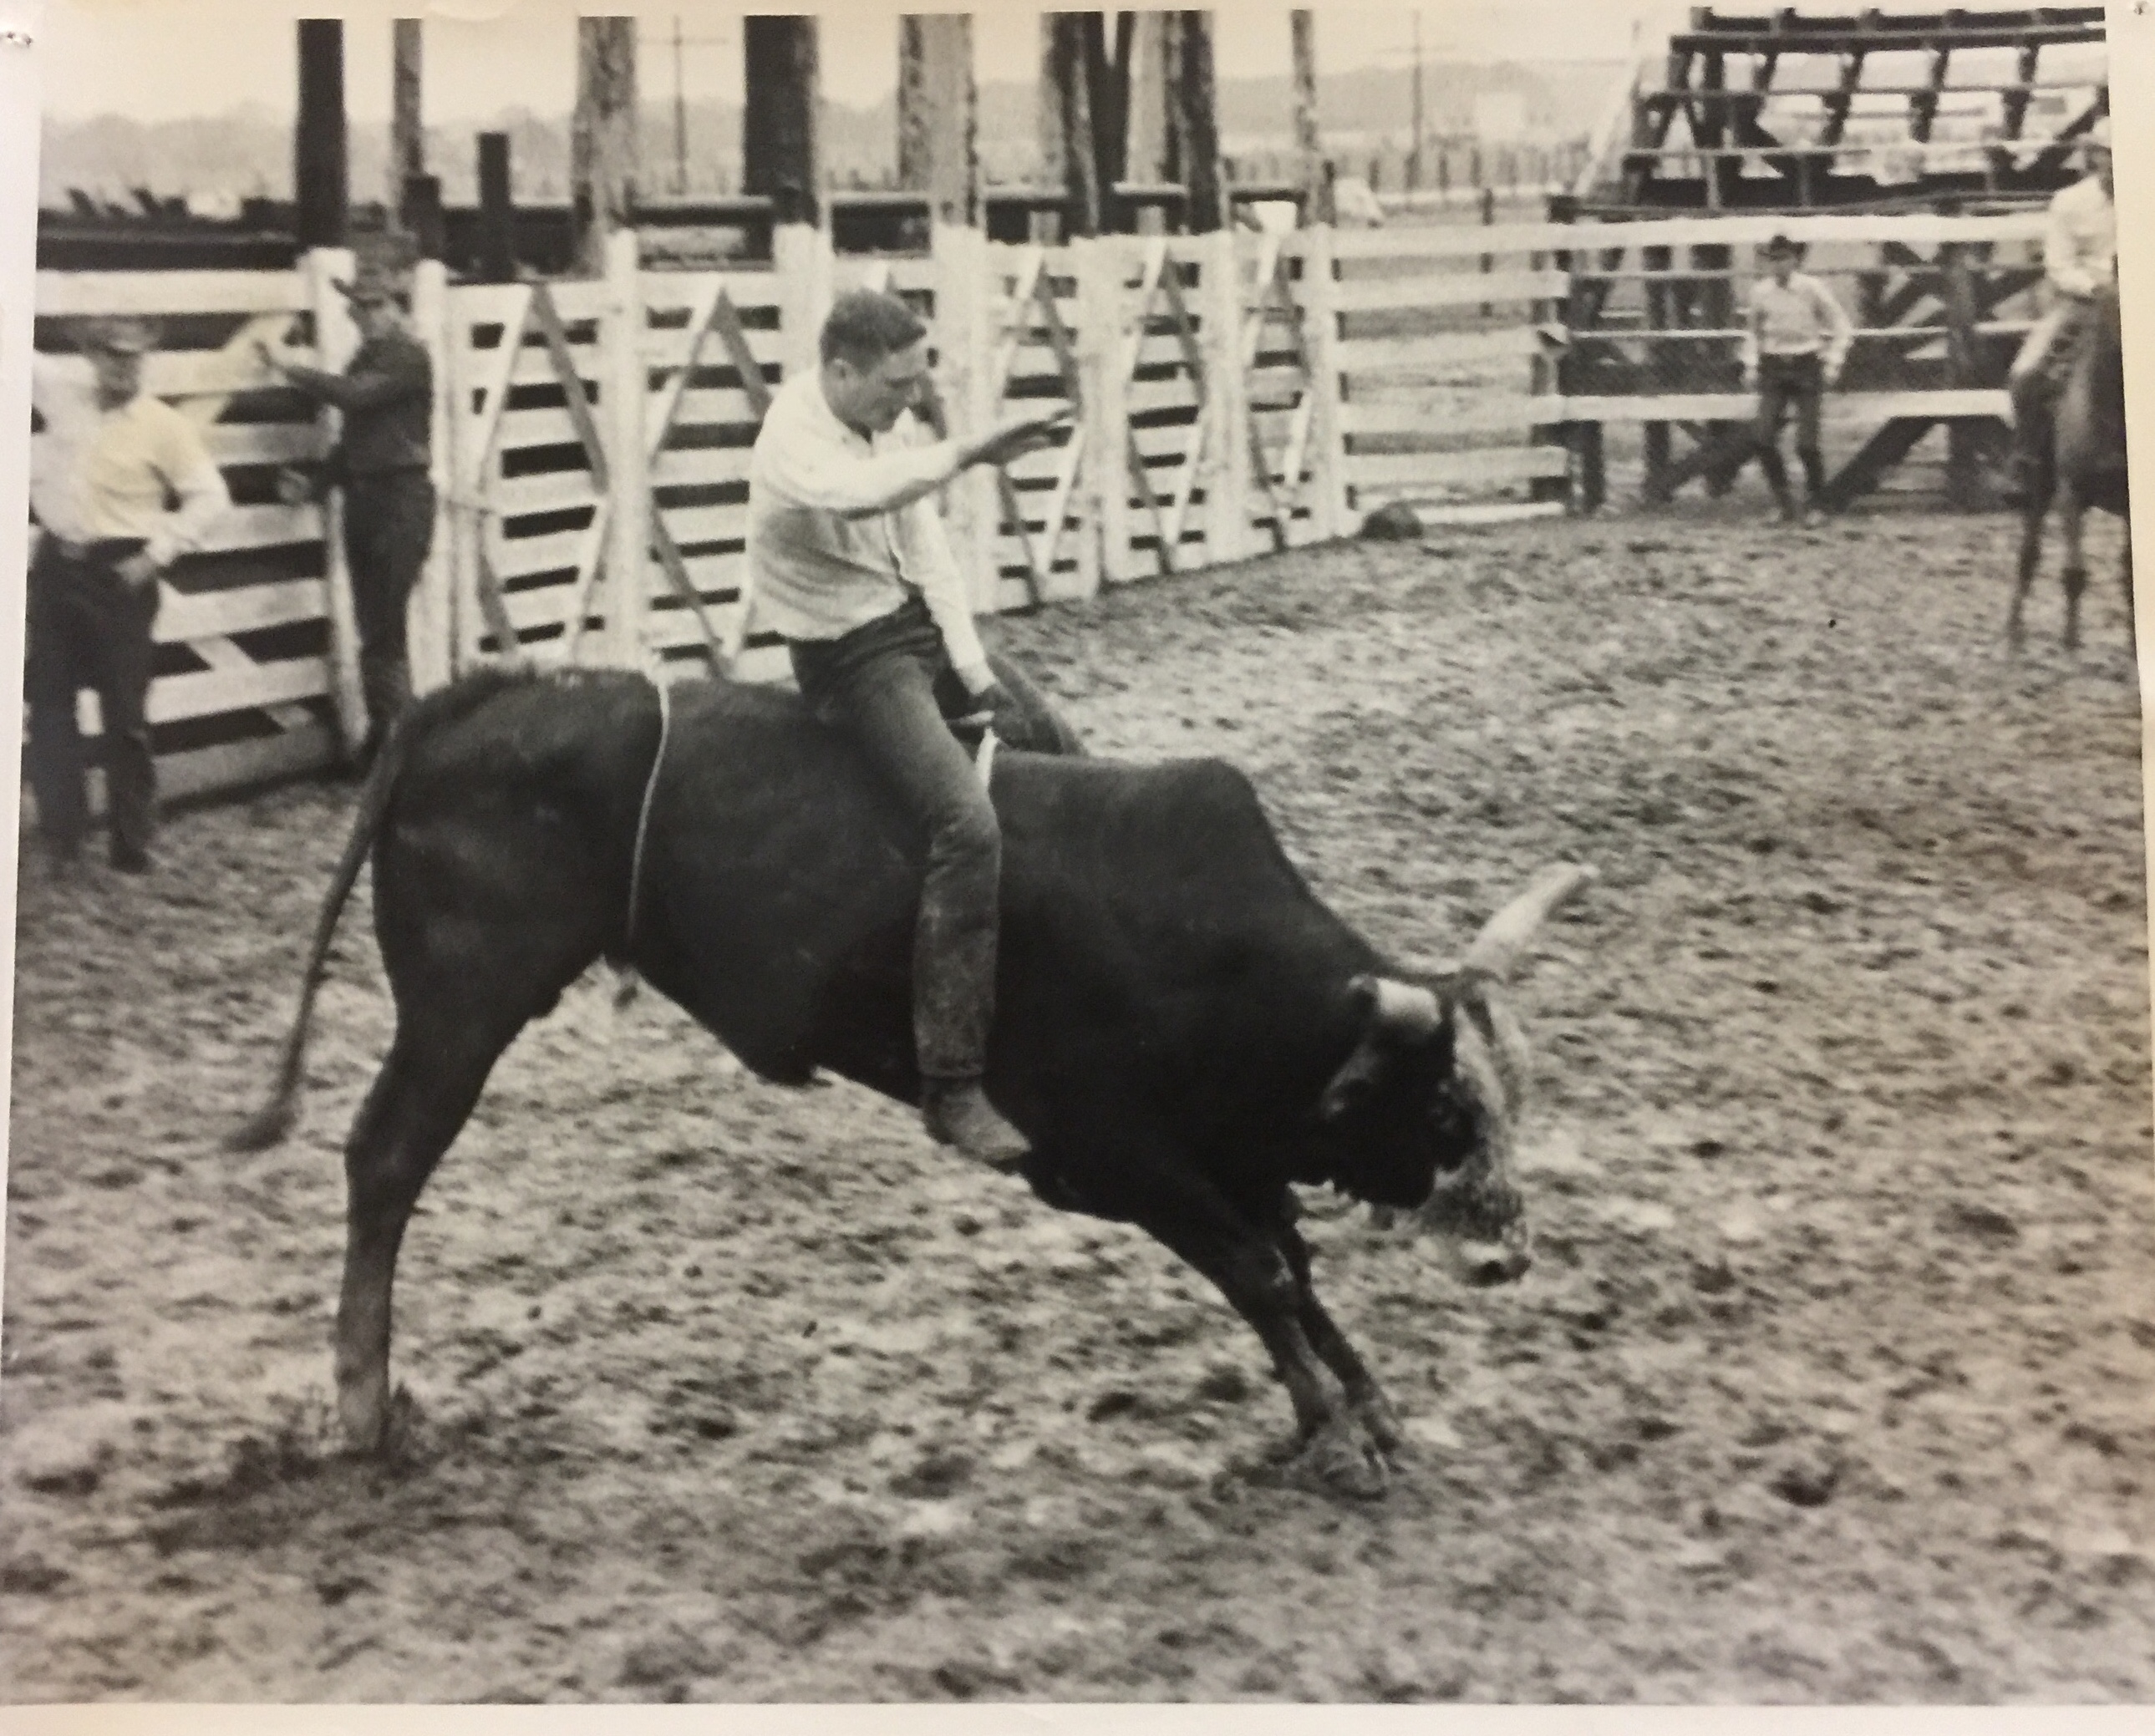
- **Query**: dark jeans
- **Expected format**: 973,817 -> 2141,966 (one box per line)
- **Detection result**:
1754,353 -> 1826,506
343,468 -> 435,744
790,596 -> 1001,1082
25,537 -> 160,862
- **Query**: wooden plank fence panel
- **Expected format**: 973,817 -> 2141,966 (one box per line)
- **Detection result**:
33,270 -> 313,317
1345,445 -> 1571,490
1333,270 -> 1573,313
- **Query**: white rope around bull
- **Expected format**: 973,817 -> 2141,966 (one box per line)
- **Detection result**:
612,673 -> 673,1008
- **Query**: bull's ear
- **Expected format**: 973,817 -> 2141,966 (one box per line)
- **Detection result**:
1319,977 -> 1443,1121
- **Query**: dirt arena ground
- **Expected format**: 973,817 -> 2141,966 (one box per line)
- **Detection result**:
3,504 -> 2150,1703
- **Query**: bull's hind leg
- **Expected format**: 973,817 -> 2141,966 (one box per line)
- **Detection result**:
335,1020 -> 504,1451
338,827 -> 615,1451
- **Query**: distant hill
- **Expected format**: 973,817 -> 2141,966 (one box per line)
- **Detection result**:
39,59 -> 1621,208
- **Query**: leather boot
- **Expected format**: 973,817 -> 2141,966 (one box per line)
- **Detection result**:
921,1077 -> 1030,1168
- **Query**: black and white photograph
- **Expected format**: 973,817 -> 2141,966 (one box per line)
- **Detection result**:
0,0 -> 2151,1708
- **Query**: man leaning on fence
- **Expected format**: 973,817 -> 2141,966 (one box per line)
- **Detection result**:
2007,117 -> 2116,441
26,315 -> 231,880
1741,233 -> 1854,526
746,288 -> 1070,1170
258,260 -> 435,771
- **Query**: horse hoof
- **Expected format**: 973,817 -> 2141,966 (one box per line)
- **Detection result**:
1288,1420 -> 1390,1500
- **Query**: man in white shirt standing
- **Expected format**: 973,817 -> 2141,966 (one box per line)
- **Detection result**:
747,290 -> 1067,1168
1740,233 -> 1855,525
2009,117 -> 2116,426
27,316 -> 231,877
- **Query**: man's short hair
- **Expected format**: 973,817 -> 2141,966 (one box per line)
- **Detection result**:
821,289 -> 928,369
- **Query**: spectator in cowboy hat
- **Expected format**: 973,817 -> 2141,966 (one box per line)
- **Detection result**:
1739,231 -> 1854,525
257,258 -> 434,770
25,313 -> 231,878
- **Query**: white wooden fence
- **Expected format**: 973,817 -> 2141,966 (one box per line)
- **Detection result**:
28,206 -> 2046,804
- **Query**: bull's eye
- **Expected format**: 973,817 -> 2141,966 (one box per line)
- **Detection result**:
1427,1088 -> 1482,1166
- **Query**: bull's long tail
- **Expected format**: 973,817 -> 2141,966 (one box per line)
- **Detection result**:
226,667 -> 537,1152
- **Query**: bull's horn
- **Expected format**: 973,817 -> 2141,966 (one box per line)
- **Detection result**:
1459,863 -> 1597,984
1373,977 -> 1443,1038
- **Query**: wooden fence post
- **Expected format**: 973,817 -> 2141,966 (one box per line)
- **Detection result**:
306,247 -> 368,759
933,221 -> 1000,613
602,228 -> 649,669
776,223 -> 833,381
1940,241 -> 1985,510
1299,223 -> 1347,540
1202,226 -> 1252,561
409,257 -> 455,693
1080,235 -> 1131,585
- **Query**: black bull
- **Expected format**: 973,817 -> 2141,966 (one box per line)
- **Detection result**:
234,661 -> 1591,1499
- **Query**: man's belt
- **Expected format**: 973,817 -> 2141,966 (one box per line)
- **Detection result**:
44,536 -> 149,566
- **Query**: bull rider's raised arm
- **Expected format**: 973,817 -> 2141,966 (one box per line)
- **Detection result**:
745,288 -> 1069,1168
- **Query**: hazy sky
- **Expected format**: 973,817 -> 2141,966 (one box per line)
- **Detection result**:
38,2 -> 1679,124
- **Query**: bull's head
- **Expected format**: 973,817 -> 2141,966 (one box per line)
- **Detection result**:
1315,863 -> 1594,1287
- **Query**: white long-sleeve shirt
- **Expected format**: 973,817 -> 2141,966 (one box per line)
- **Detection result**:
1738,271 -> 1855,377
29,355 -> 230,567
745,369 -> 989,683
2044,173 -> 2116,301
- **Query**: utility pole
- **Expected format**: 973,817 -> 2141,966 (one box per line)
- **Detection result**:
572,16 -> 639,276
1410,11 -> 1425,192
673,16 -> 689,195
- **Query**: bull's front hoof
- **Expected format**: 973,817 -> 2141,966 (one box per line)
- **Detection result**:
1351,1390 -> 1407,1462
1288,1419 -> 1390,1500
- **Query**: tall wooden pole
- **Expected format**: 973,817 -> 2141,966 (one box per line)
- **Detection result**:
1290,9 -> 1331,224
393,19 -> 424,188
1126,13 -> 1170,187
477,132 -> 515,282
1039,13 -> 1100,238
572,16 -> 639,277
1166,13 -> 1223,234
295,19 -> 348,248
744,17 -> 823,228
898,15 -> 978,227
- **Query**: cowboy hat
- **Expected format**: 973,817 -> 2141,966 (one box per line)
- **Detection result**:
79,314 -> 156,356
333,261 -> 405,307
1761,232 -> 1804,259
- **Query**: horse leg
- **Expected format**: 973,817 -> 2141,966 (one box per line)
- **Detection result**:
2060,480 -> 2088,652
2010,463 -> 2052,652
2122,516 -> 2137,655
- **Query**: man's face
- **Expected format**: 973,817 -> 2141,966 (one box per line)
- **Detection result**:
2089,145 -> 2114,198
353,298 -> 396,341
89,348 -> 145,409
1768,255 -> 1797,285
826,339 -> 931,436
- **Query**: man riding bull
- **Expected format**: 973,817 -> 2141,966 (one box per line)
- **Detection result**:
746,289 -> 1070,1169
2009,117 -> 2116,442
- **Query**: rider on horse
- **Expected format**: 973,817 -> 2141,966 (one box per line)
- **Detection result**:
2009,118 -> 2116,464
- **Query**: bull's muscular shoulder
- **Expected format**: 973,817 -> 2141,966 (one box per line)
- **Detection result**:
997,752 -> 1358,989
1000,753 -> 1312,900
